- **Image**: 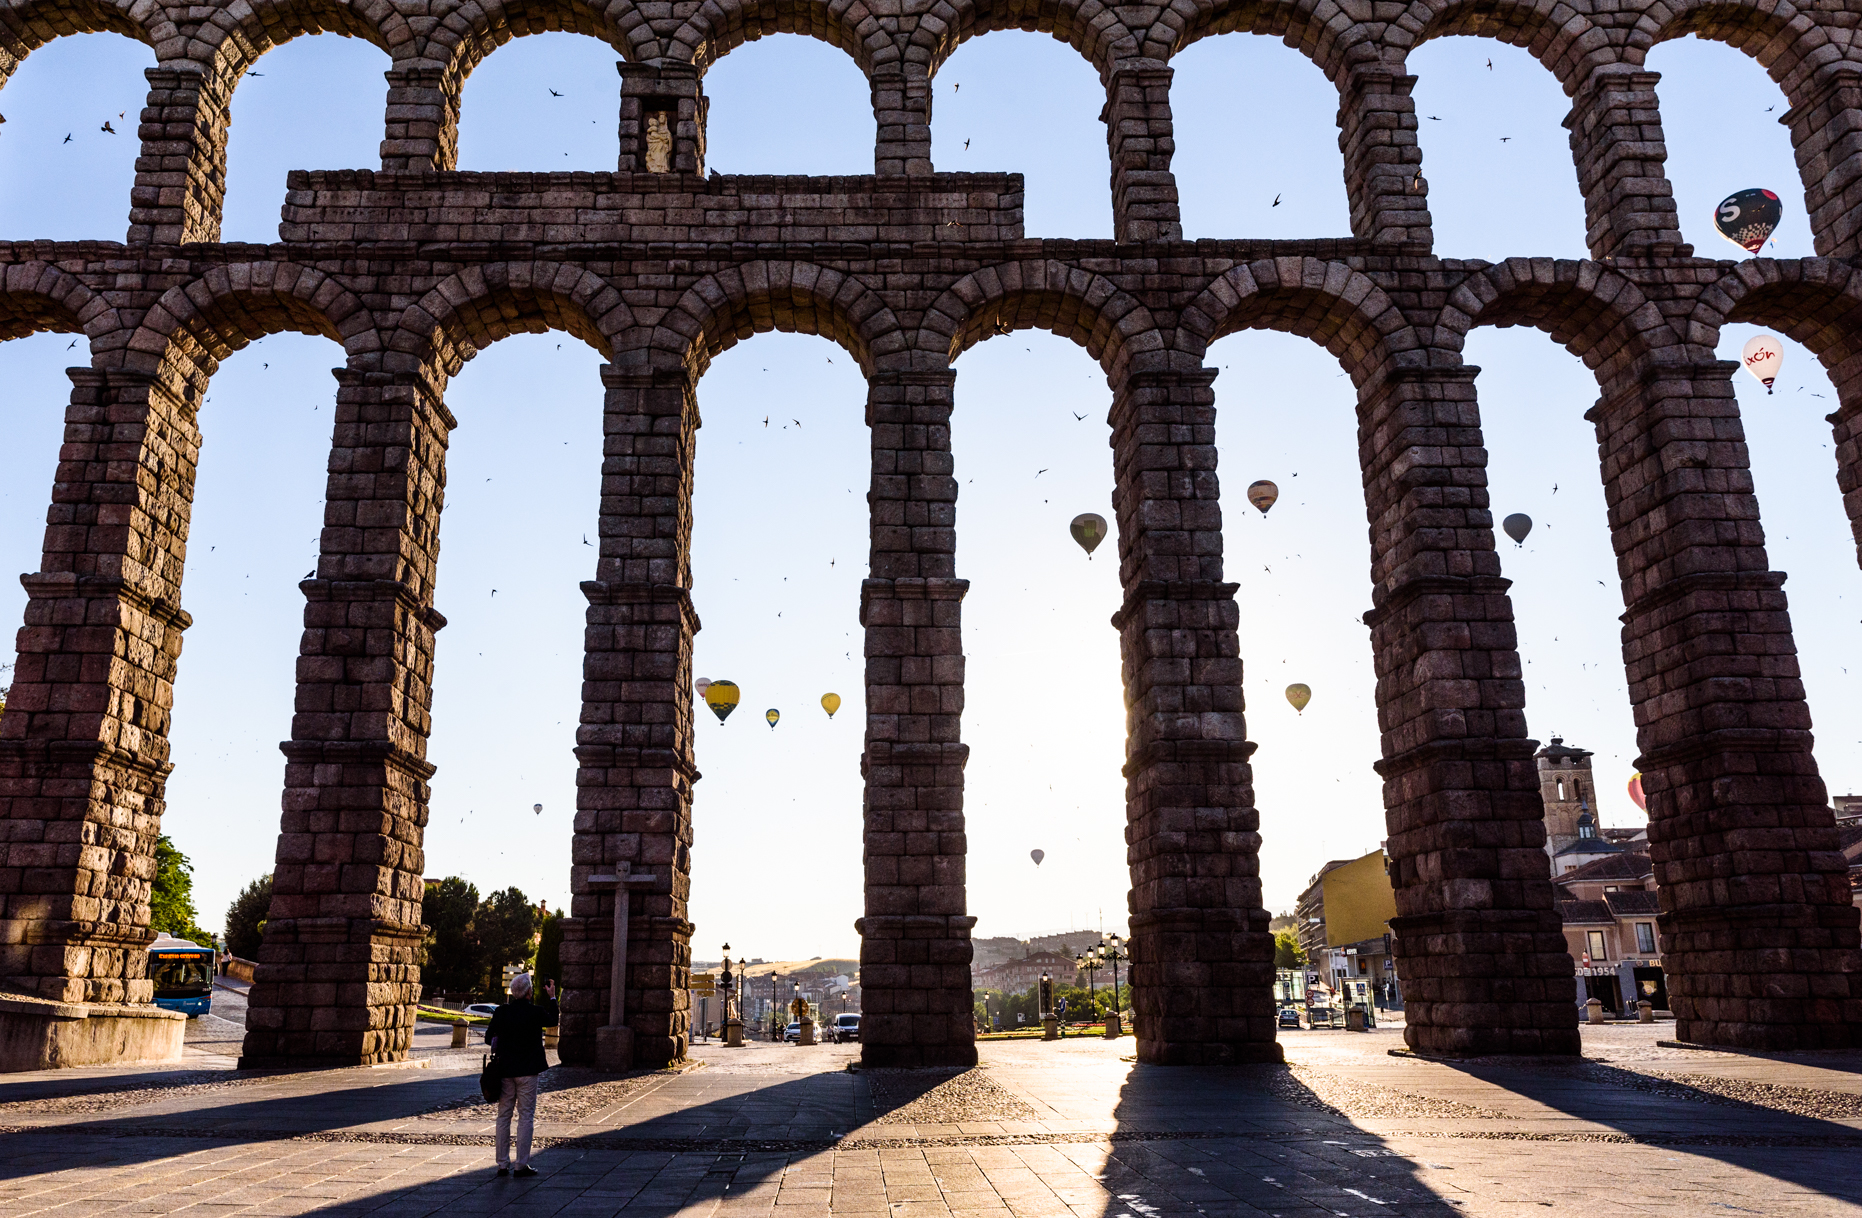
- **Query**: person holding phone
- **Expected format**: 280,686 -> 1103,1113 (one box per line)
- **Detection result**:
486,973 -> 558,1177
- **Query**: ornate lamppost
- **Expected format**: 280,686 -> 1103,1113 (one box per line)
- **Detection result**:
720,943 -> 743,1046
1101,934 -> 1126,1039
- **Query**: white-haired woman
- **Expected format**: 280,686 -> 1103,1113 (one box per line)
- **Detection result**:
485,972 -> 558,1177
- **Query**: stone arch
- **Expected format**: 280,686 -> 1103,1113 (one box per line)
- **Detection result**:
907,0 -> 1142,82
124,262 -> 380,387
1391,0 -> 1616,90
664,0 -> 892,77
1439,259 -> 1674,381
920,261 -> 1162,382
1687,258 -> 1862,366
1144,0 -> 1373,83
0,261 -> 116,344
0,0 -> 169,85
189,0 -> 414,88
425,0 -> 666,87
394,262 -> 634,377
1632,0 -> 1833,90
640,261 -> 903,378
1176,257 -> 1422,384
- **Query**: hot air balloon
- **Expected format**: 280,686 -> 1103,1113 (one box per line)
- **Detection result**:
1713,188 -> 1783,254
1070,512 -> 1108,557
1627,772 -> 1647,812
766,708 -> 780,729
705,679 -> 740,723
1503,513 -> 1533,547
1247,480 -> 1279,515
1740,334 -> 1783,393
533,803 -> 542,816
820,692 -> 841,718
1030,849 -> 1045,866
695,677 -> 711,699
1285,683 -> 1311,714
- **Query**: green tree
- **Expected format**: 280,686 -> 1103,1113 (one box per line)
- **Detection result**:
473,887 -> 539,998
421,876 -> 481,997
533,909 -> 564,985
149,835 -> 211,943
1274,928 -> 1308,970
223,874 -> 273,959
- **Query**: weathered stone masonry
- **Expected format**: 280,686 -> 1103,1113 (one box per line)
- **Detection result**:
2,0 -> 1860,1068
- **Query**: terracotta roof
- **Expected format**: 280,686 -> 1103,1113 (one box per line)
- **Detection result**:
1557,900 -> 1613,925
1605,890 -> 1661,916
1838,821 -> 1862,861
1556,852 -> 1654,886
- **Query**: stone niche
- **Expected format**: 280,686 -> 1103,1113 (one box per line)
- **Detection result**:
0,990 -> 186,1073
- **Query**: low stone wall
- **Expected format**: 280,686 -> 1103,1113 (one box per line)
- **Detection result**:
0,991 -> 185,1073
222,956 -> 257,984
279,171 -> 1025,245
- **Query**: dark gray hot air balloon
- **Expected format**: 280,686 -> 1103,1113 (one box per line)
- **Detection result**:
1502,513 -> 1533,547
1070,513 -> 1107,557
1030,849 -> 1045,866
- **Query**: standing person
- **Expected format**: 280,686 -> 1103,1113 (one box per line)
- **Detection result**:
486,973 -> 558,1178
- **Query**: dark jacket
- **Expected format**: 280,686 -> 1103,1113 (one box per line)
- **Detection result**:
486,995 -> 559,1078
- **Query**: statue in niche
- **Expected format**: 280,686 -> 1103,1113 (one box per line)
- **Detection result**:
645,111 -> 673,173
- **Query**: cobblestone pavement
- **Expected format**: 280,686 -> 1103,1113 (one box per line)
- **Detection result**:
2,1023 -> 1860,1216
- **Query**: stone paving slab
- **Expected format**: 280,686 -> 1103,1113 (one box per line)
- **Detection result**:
3,1025 -> 1862,1216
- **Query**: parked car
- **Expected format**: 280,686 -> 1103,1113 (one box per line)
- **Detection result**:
1277,1007 -> 1302,1029
785,1021 -> 802,1042
831,1013 -> 861,1042
464,1003 -> 499,1018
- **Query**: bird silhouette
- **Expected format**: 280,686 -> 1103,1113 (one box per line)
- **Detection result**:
1486,58 -> 1493,69
583,534 -> 592,546
304,570 -> 314,578
62,133 -> 71,143
549,89 -> 562,97
964,139 -> 970,150
1272,194 -> 1281,207
954,83 -> 960,92
1500,137 -> 1511,142
100,121 -> 114,134
247,71 -> 263,77
1035,468 -> 1048,477
792,419 -> 801,427
763,416 -> 769,427
1072,412 -> 1086,421
1427,115 -> 1441,121
66,339 -> 76,349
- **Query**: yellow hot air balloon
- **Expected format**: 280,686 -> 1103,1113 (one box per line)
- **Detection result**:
766,708 -> 780,729
821,692 -> 841,718
1285,683 -> 1311,714
705,679 -> 740,724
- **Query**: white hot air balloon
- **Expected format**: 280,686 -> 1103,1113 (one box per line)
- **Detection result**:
1741,334 -> 1783,394
533,803 -> 543,816
695,677 -> 711,699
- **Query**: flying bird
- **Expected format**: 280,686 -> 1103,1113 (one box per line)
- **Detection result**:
1072,412 -> 1086,420
964,139 -> 970,150
247,71 -> 263,77
792,419 -> 801,427
63,133 -> 71,143
583,534 -> 592,546
763,416 -> 769,427
549,89 -> 562,97
1272,194 -> 1281,207
954,83 -> 960,92
1034,468 -> 1048,478
1499,137 -> 1511,142
100,121 -> 114,134
66,339 -> 76,349
1427,115 -> 1441,121
1486,58 -> 1493,69
304,570 -> 314,578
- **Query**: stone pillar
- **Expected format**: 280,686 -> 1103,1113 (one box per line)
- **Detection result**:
1590,360 -> 1861,1050
1104,64 -> 1181,243
617,63 -> 706,175
1565,68 -> 1687,259
128,65 -> 230,246
1109,367 -> 1277,1065
1782,65 -> 1862,260
1821,349 -> 1862,570
0,367 -> 199,1004
381,66 -> 461,172
874,65 -> 932,176
1337,65 -> 1432,248
558,363 -> 698,1069
858,368 -> 975,1069
1359,365 -> 1579,1056
239,367 -> 452,1068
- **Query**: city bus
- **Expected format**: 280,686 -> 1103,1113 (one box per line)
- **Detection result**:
148,936 -> 216,1017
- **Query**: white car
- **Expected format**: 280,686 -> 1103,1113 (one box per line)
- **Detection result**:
464,1003 -> 499,1018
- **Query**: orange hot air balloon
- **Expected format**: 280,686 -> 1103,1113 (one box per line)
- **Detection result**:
1627,772 -> 1646,812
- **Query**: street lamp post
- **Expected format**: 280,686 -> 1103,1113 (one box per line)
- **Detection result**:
1101,934 -> 1126,1039
1076,949 -> 1099,1014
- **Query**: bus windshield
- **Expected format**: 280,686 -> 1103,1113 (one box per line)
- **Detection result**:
150,953 -> 213,998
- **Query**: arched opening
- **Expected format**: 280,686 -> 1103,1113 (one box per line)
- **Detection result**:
1407,39 -> 1587,258
931,31 -> 1110,237
0,33 -> 152,237
455,32 -> 622,170
702,36 -> 873,176
1202,330 -> 1384,923
1648,37 -> 1804,258
950,327 -> 1127,973
681,333 -> 870,966
158,333 -> 346,937
1713,321 -> 1862,783
219,36 -> 390,242
416,333 -> 608,920
1170,35 -> 1352,238
0,331 -> 83,700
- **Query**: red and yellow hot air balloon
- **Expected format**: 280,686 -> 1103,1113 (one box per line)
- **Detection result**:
1627,772 -> 1646,812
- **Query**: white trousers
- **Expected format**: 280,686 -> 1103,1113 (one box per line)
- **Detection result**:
495,1074 -> 539,1168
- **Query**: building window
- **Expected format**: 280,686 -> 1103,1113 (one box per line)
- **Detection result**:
1635,923 -> 1655,954
1557,779 -> 1566,800
1586,930 -> 1607,960
1604,885 -> 1618,892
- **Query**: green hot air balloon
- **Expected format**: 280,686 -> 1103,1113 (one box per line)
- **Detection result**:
1070,513 -> 1108,558
705,679 -> 740,724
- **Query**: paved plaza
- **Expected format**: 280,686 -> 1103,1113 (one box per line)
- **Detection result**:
1,989 -> 1860,1217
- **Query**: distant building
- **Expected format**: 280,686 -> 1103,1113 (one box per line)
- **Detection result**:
973,951 -> 1079,995
1553,850 -> 1665,1012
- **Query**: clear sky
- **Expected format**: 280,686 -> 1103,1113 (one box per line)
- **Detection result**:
1,28 -> 1854,966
